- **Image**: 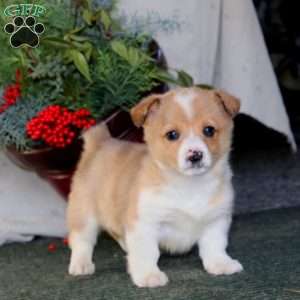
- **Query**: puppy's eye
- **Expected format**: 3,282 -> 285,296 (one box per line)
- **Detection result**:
203,126 -> 215,137
165,130 -> 180,141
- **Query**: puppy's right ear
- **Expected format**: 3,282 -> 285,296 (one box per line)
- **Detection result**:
130,94 -> 161,127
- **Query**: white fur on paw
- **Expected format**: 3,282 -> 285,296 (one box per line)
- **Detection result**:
68,258 -> 95,276
132,270 -> 169,288
204,257 -> 243,275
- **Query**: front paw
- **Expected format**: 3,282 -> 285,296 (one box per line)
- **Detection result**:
203,256 -> 243,275
68,257 -> 95,276
131,270 -> 169,288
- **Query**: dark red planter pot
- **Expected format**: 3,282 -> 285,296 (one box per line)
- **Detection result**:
6,140 -> 83,171
5,110 -> 144,199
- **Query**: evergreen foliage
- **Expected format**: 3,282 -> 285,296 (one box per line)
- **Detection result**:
0,0 -> 192,150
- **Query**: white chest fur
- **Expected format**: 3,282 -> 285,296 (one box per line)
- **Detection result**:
137,167 -> 233,254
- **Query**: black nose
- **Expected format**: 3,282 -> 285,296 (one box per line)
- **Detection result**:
188,151 -> 203,164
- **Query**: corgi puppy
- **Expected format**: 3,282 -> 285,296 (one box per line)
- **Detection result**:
67,87 -> 243,288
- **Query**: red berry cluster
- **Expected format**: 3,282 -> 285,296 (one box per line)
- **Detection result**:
26,105 -> 96,148
47,238 -> 69,253
0,83 -> 21,113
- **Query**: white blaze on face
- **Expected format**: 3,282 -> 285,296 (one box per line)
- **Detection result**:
174,90 -> 195,120
178,131 -> 212,176
174,90 -> 212,176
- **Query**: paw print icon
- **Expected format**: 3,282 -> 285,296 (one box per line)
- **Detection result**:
4,16 -> 45,48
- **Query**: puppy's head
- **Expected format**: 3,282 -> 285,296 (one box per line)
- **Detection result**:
131,87 -> 240,176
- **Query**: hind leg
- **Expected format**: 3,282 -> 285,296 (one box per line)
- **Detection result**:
68,218 -> 99,275
68,206 -> 99,276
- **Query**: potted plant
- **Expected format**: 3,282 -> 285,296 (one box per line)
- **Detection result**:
0,0 -> 193,198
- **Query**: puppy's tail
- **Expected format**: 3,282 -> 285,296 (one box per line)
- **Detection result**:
82,123 -> 111,154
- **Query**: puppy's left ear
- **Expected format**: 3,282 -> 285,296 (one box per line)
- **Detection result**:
215,90 -> 240,118
130,94 -> 161,127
